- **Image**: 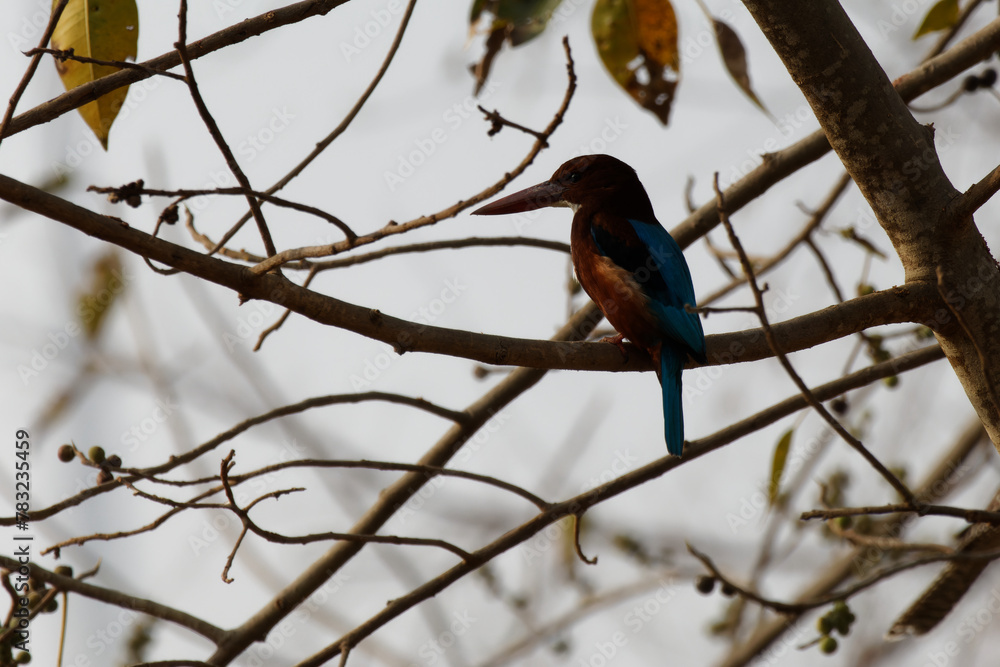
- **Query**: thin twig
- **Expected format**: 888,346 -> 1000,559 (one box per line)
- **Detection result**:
210,0 -> 418,254
0,556 -> 226,644
687,543 -> 1000,615
0,0 -> 70,146
827,520 -> 953,554
174,0 -> 276,257
949,161 -> 1000,223
255,265 -> 318,348
803,502 -> 1000,524
246,36 -> 578,275
700,173 -> 851,305
217,451 -> 474,568
923,0 -> 988,61
478,105 -> 549,143
24,47 -> 187,82
804,235 -> 846,302
573,514 -> 597,565
88,184 -> 355,240
713,174 -> 916,505
249,237 -> 570,348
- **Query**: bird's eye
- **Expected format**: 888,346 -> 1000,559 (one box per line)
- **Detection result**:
566,171 -> 582,183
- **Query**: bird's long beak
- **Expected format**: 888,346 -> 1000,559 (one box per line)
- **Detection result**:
472,180 -> 567,215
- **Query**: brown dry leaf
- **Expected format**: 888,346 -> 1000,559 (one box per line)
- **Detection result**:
713,18 -> 769,115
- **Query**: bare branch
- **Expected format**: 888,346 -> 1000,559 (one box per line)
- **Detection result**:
714,173 -> 915,503
0,556 -> 225,644
0,0 -> 69,146
174,0 -> 276,257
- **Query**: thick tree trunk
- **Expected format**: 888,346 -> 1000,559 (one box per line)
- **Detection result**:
741,0 -> 1000,448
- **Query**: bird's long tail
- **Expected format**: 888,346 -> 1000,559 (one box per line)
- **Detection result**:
659,346 -> 686,456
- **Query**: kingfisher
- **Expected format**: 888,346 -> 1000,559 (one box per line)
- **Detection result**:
473,154 -> 706,456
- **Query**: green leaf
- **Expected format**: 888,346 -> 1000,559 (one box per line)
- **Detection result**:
592,0 -> 680,125
768,428 -> 793,507
913,0 -> 959,40
468,0 -> 562,94
51,0 -> 139,149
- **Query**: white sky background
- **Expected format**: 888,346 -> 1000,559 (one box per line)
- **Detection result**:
2,0 -> 1000,665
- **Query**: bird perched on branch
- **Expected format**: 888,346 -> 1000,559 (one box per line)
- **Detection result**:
473,154 -> 706,455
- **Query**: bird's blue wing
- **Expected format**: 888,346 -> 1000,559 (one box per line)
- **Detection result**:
591,219 -> 706,361
627,219 -> 705,361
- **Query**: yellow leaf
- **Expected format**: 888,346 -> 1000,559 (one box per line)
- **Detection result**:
634,0 -> 679,70
913,0 -> 959,39
51,0 -> 139,149
768,428 -> 793,507
592,0 -> 679,125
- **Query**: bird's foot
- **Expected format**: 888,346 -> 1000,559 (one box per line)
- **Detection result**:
600,333 -> 629,362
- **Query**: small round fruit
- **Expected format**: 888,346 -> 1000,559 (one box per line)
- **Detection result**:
96,469 -> 114,485
88,446 -> 106,464
57,444 -> 75,462
54,565 -> 73,577
696,575 -> 716,595
720,582 -> 737,597
105,454 -> 122,468
817,615 -> 833,635
819,636 -> 838,654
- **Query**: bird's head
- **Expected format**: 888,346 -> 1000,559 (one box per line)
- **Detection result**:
472,154 -> 653,218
